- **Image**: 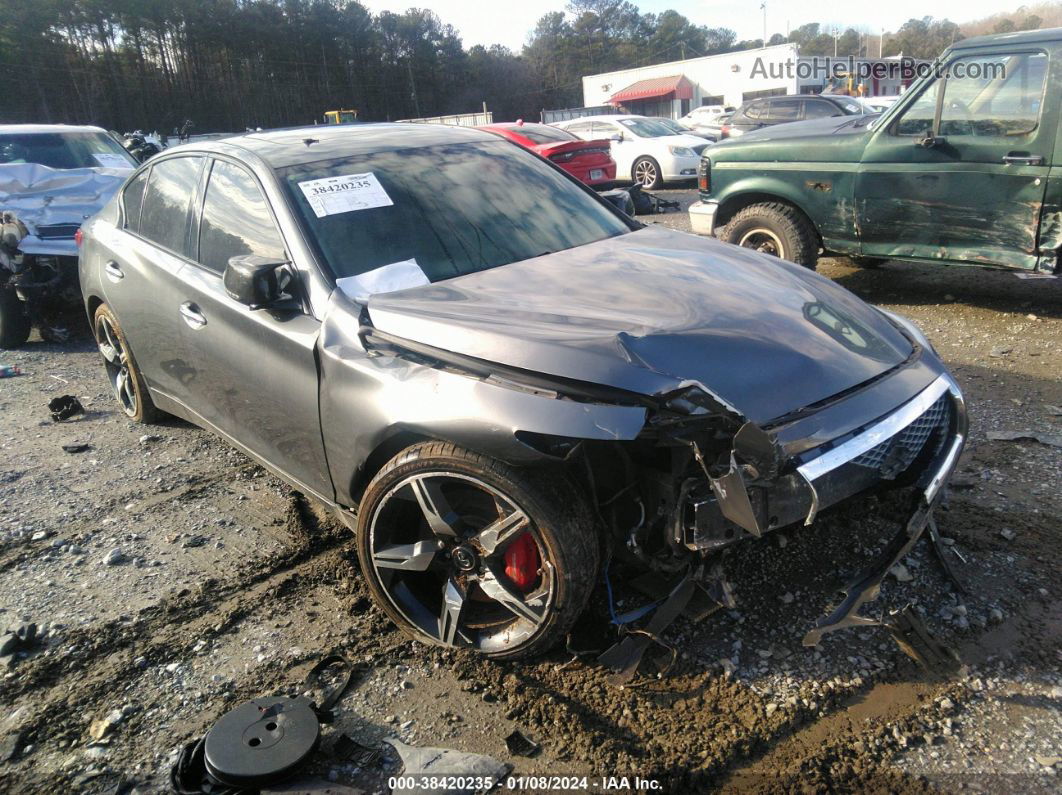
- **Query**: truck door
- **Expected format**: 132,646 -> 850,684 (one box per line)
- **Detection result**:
856,48 -> 1055,270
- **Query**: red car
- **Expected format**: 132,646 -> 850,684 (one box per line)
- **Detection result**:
477,121 -> 616,187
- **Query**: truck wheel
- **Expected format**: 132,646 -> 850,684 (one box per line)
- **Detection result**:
632,157 -> 663,190
93,304 -> 160,423
356,441 -> 599,660
722,202 -> 818,269
0,287 -> 31,349
850,256 -> 887,269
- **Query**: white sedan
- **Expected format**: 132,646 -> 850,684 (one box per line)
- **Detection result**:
551,115 -> 707,189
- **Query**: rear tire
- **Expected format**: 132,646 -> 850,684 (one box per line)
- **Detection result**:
632,156 -> 663,190
0,287 -> 31,349
721,202 -> 818,269
93,303 -> 160,423
355,441 -> 599,660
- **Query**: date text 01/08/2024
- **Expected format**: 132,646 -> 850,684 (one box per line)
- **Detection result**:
386,776 -> 662,791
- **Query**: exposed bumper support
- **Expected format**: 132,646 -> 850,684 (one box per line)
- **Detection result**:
688,200 -> 719,236
801,376 -> 967,655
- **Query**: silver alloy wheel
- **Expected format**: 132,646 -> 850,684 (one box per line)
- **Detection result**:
368,472 -> 554,653
737,227 -> 786,258
634,159 -> 658,188
95,314 -> 137,417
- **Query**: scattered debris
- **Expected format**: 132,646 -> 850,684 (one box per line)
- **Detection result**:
48,395 -> 84,422
88,709 -> 125,741
504,729 -> 540,757
139,434 -> 162,445
986,430 -> 1062,448
333,733 -> 381,767
0,364 -> 21,378
385,739 -> 510,794
889,564 -> 913,583
61,442 -> 92,454
999,528 -> 1016,541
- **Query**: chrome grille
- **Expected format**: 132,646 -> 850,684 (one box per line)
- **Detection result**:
851,394 -> 950,479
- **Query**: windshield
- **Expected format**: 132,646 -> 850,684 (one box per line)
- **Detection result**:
497,124 -> 577,145
653,119 -> 685,133
0,131 -> 136,170
617,118 -> 676,137
279,141 -> 631,283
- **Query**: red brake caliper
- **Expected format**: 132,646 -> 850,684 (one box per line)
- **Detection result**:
504,533 -> 540,591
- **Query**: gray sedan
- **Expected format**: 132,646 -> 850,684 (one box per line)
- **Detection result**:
79,124 -> 966,662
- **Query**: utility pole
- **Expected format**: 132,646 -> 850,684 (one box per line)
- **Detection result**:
680,41 -> 686,60
760,2 -> 766,47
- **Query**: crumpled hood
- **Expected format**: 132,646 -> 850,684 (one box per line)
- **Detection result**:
367,226 -> 913,424
0,163 -> 132,256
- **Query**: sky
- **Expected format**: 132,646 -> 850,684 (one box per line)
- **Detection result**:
354,0 -> 1021,51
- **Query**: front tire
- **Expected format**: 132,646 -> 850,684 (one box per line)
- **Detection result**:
93,304 -> 160,423
355,441 -> 599,660
721,202 -> 818,269
0,287 -> 31,349
632,156 -> 663,190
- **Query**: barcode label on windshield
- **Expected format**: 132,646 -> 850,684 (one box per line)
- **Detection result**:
298,172 -> 393,218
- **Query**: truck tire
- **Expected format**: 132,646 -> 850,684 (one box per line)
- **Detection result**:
632,156 -> 663,190
356,441 -> 600,660
0,287 -> 31,349
93,303 -> 160,423
721,202 -> 818,269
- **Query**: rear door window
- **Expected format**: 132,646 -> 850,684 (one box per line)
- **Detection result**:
768,98 -> 802,122
122,170 -> 148,233
139,156 -> 203,255
741,101 -> 768,121
198,160 -> 286,274
803,99 -> 840,119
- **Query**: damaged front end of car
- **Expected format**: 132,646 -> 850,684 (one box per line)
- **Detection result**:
354,314 -> 968,678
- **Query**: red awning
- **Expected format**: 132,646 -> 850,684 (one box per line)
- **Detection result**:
609,75 -> 693,105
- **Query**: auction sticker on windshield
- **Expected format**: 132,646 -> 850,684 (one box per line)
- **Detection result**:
298,172 -> 393,218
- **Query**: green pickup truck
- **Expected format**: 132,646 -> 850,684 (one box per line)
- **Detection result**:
689,28 -> 1060,274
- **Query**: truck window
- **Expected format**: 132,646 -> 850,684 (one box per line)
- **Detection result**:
939,52 -> 1047,137
892,80 -> 941,136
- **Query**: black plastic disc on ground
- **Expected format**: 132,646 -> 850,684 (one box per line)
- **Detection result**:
203,696 -> 320,787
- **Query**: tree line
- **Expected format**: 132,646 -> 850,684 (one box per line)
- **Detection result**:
0,0 -> 1054,134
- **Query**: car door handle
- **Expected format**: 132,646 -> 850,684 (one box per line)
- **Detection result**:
1002,153 -> 1044,166
179,302 -> 207,329
104,261 -> 124,282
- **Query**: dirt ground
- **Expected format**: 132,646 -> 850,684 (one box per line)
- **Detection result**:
1,188 -> 1060,794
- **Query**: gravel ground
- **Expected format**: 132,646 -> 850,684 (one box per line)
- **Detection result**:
0,188 -> 1059,793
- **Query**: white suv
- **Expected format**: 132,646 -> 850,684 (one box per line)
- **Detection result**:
679,105 -> 735,128
552,115 -> 706,189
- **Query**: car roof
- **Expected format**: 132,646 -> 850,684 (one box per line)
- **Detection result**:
952,26 -> 1062,50
557,115 -> 648,123
172,123 -> 499,169
0,124 -> 111,135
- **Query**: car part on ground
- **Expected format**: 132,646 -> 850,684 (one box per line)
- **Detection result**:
80,122 -> 967,667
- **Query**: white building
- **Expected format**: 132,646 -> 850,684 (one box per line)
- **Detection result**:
581,44 -> 921,119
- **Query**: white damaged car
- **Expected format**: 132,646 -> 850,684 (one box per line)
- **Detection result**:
0,124 -> 136,346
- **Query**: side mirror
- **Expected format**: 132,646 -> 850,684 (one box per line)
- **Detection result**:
223,254 -> 294,309
609,132 -> 623,142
